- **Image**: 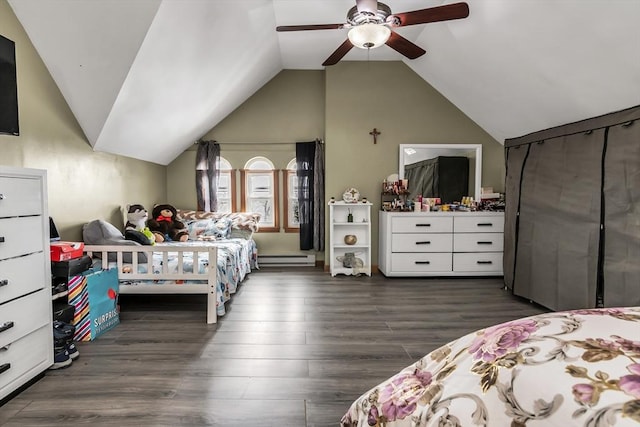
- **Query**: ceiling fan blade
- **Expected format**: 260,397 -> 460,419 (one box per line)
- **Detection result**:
355,0 -> 378,14
391,2 -> 469,27
322,39 -> 354,66
276,23 -> 345,32
385,31 -> 426,60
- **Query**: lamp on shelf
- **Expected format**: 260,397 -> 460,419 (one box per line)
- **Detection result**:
347,23 -> 391,49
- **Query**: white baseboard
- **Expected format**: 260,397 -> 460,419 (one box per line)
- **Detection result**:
258,254 -> 315,267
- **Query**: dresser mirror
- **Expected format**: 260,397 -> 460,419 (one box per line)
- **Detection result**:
398,144 -> 482,202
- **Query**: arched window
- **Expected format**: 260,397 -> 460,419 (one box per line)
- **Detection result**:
216,157 -> 234,213
284,158 -> 299,232
241,157 -> 278,231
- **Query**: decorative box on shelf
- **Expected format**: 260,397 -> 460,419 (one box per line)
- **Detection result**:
381,177 -> 412,211
381,190 -> 412,211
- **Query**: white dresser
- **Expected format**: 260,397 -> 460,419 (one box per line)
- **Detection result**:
379,211 -> 504,277
0,167 -> 53,401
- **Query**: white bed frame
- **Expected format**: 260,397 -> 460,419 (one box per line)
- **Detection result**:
84,244 -> 218,324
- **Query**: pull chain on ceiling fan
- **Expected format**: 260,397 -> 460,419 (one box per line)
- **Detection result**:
276,1 -> 469,66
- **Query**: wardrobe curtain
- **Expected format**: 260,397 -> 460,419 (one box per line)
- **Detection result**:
195,140 -> 220,212
504,105 -> 640,310
602,120 -> 640,306
513,133 -> 603,311
296,140 -> 325,251
404,156 -> 468,203
503,145 -> 529,290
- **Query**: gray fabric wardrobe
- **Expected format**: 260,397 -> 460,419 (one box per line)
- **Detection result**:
503,105 -> 640,311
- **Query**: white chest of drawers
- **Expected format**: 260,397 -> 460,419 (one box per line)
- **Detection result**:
0,167 -> 53,401
379,211 -> 504,277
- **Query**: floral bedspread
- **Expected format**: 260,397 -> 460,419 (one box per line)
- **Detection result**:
341,307 -> 640,427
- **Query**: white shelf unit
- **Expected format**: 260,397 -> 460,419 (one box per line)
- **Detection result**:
329,201 -> 372,276
0,167 -> 53,401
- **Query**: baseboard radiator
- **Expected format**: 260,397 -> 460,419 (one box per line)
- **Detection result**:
258,254 -> 315,267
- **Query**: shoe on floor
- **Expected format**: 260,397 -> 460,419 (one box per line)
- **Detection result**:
49,348 -> 72,370
53,321 -> 75,342
51,283 -> 68,301
53,320 -> 74,334
53,327 -> 74,346
66,342 -> 79,360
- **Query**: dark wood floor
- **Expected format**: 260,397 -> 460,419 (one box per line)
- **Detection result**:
0,269 -> 547,426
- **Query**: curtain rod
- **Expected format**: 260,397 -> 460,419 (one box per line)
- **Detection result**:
194,139 -> 324,145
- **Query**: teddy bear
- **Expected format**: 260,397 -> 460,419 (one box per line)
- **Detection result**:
146,203 -> 189,243
124,204 -> 155,245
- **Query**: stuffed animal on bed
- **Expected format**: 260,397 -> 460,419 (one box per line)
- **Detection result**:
147,204 -> 189,243
124,204 -> 155,245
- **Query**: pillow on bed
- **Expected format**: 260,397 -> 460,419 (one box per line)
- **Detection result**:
177,209 -> 261,235
186,217 -> 232,240
208,217 -> 232,239
185,219 -> 213,240
82,220 -> 148,263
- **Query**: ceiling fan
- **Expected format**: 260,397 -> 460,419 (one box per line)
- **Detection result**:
276,0 -> 469,66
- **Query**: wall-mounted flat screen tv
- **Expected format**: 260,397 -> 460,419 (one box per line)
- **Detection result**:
0,34 -> 19,136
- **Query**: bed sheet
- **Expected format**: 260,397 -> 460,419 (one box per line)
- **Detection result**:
342,307 -> 640,427
116,238 -> 258,316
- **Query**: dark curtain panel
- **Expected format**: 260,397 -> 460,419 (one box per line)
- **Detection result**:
195,140 -> 220,212
312,140 -> 325,251
297,141 -> 325,251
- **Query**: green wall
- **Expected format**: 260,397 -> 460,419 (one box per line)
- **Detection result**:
168,62 -> 504,264
167,70 -> 325,256
0,0 -> 166,240
325,62 -> 504,264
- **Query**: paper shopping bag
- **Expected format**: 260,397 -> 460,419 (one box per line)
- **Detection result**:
85,268 -> 120,339
68,269 -> 119,341
68,275 -> 90,341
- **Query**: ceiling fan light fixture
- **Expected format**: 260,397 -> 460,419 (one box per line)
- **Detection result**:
347,23 -> 391,49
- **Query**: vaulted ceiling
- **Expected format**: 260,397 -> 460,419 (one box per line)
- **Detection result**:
8,0 -> 640,165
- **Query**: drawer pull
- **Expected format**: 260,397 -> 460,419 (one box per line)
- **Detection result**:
0,279 -> 7,287
477,261 -> 493,265
0,321 -> 14,333
415,261 -> 431,265
0,363 -> 10,375
415,241 -> 431,245
477,223 -> 493,227
0,193 -> 4,200
415,224 -> 431,227
477,241 -> 493,245
0,237 -> 4,243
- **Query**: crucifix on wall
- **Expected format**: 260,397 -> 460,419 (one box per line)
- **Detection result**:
369,128 -> 381,144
